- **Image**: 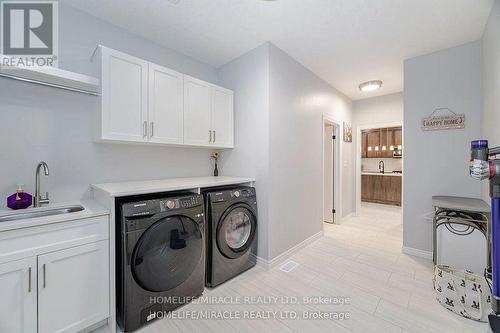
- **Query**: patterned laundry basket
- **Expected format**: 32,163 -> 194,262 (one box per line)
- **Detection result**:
433,265 -> 492,322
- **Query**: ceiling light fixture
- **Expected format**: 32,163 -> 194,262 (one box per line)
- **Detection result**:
359,80 -> 383,92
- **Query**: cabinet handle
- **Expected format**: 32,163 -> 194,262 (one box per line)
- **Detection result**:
150,122 -> 154,138
209,130 -> 212,143
28,267 -> 32,293
43,264 -> 46,288
143,121 -> 148,138
213,130 -> 216,143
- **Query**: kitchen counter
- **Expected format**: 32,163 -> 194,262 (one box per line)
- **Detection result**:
92,176 -> 255,197
0,200 -> 109,232
362,172 -> 402,177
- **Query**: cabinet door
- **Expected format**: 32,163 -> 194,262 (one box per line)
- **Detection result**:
184,76 -> 212,146
101,47 -> 148,142
0,257 -> 37,333
148,64 -> 184,144
212,86 -> 234,148
366,130 -> 380,158
361,175 -> 370,201
394,128 -> 403,147
37,241 -> 109,333
361,132 -> 368,158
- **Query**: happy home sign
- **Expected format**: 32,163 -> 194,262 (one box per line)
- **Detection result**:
421,108 -> 465,131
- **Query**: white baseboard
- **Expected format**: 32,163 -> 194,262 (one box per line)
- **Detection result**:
402,246 -> 433,260
255,230 -> 324,270
338,213 -> 354,224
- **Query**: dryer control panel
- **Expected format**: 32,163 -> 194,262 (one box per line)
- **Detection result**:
210,187 -> 256,203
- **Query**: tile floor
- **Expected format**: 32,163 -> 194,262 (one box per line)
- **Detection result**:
136,203 -> 489,333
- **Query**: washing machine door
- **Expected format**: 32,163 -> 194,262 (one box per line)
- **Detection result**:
131,215 -> 203,292
217,204 -> 257,259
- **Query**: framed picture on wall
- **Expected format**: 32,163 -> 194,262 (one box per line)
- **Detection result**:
343,122 -> 352,142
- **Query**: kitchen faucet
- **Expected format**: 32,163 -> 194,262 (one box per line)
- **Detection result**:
34,161 -> 50,207
378,160 -> 385,174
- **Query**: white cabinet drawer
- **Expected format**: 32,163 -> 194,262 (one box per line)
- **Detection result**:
0,216 -> 109,265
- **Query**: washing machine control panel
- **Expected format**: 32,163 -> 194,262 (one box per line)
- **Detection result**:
160,195 -> 201,211
231,188 -> 255,198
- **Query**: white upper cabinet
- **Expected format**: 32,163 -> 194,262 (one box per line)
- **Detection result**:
100,47 -> 148,142
212,86 -> 234,148
148,64 -> 184,144
184,76 -> 235,148
98,46 -> 234,149
0,257 -> 37,333
37,241 -> 109,333
184,76 -> 213,147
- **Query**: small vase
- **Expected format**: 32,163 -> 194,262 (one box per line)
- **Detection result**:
213,161 -> 219,177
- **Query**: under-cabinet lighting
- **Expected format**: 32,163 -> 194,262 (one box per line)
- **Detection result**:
375,146 -> 379,151
390,145 -> 395,151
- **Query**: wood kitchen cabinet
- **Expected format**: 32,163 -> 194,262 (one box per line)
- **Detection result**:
361,127 -> 402,158
361,175 -> 402,206
394,128 -> 402,147
366,130 -> 380,158
361,131 -> 368,158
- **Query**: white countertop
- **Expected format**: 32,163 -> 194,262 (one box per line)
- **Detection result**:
92,176 -> 255,197
362,172 -> 402,177
0,200 -> 109,232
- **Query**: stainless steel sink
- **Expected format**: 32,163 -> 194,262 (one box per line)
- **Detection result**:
0,205 -> 85,223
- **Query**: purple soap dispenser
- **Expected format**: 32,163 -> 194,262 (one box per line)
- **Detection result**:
7,184 -> 33,210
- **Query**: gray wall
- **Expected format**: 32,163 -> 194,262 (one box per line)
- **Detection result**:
217,44 -> 271,259
267,44 -> 354,259
482,0 -> 500,201
0,5 -> 220,207
353,92 -> 403,127
403,41 -> 483,252
219,43 -> 354,261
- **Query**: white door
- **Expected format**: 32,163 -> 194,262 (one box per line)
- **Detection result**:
211,86 -> 234,148
323,125 -> 335,223
184,76 -> 212,146
148,64 -> 184,144
101,47 -> 148,142
0,257 -> 37,333
37,241 -> 109,333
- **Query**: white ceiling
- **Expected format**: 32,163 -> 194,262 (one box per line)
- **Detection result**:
63,0 -> 493,100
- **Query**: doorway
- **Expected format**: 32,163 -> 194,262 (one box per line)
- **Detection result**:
355,122 -> 403,213
322,117 -> 341,224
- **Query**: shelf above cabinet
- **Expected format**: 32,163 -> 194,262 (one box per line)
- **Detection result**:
0,59 -> 99,95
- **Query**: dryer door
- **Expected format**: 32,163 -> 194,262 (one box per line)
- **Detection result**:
217,204 -> 257,259
131,215 -> 203,292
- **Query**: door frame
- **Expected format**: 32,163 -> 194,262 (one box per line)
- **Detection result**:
322,115 -> 342,224
355,121 -> 403,214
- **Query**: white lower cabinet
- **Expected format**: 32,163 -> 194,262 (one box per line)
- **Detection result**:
37,241 -> 109,333
0,216 -> 110,333
0,257 -> 37,333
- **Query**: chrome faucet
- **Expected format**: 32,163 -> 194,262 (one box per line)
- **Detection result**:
34,161 -> 50,207
378,160 -> 385,174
